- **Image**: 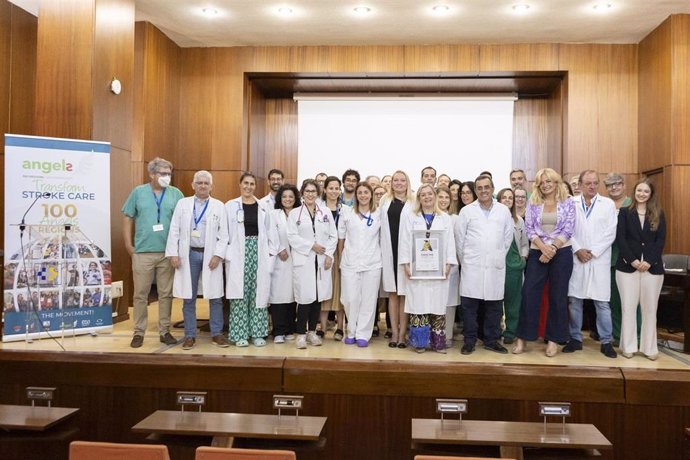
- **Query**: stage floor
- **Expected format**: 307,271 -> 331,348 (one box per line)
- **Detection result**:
2,299 -> 688,370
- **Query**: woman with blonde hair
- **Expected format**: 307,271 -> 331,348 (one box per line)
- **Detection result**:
436,186 -> 460,348
514,168 -> 575,357
615,177 -> 666,360
380,170 -> 413,348
399,184 -> 457,353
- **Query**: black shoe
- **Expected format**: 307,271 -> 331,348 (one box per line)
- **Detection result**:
384,331 -> 393,339
484,342 -> 508,354
562,340 -> 583,353
372,326 -> 380,337
130,335 -> 143,348
461,343 -> 475,355
601,343 -> 618,358
316,330 -> 325,338
160,332 -> 177,345
503,337 -> 514,345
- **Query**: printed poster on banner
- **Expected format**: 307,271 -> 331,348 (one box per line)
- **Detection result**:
3,134 -> 113,342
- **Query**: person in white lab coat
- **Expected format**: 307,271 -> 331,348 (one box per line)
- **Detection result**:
338,182 -> 382,347
287,179 -> 338,350
436,186 -> 460,348
269,184 -> 300,344
166,170 -> 229,350
261,168 -> 284,209
225,172 -> 278,348
455,175 -> 514,355
399,184 -> 457,353
564,170 -> 618,358
380,170 -> 414,349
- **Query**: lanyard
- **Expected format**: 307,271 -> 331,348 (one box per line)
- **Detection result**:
193,199 -> 209,229
152,188 -> 167,223
423,212 -> 435,237
582,195 -> 597,219
359,211 -> 373,227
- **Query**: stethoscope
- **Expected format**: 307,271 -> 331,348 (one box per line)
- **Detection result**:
296,202 -> 325,227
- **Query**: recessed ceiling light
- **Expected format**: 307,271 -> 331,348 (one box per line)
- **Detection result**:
353,6 -> 372,15
432,5 -> 451,13
592,3 -> 613,12
512,3 -> 531,14
277,6 -> 293,15
201,7 -> 219,17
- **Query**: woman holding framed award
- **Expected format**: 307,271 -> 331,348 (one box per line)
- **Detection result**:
398,184 -> 457,353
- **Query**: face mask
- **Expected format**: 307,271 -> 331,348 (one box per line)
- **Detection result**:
158,175 -> 171,188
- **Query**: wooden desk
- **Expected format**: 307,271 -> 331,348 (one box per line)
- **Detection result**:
411,419 -> 612,460
662,271 -> 690,353
132,410 -> 326,448
0,404 -> 79,431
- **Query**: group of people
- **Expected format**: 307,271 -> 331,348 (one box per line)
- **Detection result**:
123,158 -> 666,361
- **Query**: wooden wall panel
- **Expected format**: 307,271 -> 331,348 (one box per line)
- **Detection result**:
667,166 -> 690,254
91,0 -> 134,150
672,15 -> 690,165
546,77 -> 564,176
638,19 -> 672,173
512,99 -> 550,180
34,0 -> 94,140
480,43 -> 559,71
248,80 -> 267,195
560,44 -> 638,176
403,45 -> 479,73
8,4 -> 37,137
327,45 -> 406,73
264,98 -> 298,186
212,48 -> 246,171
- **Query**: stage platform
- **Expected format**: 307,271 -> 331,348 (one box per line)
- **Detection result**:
1,301 -> 689,460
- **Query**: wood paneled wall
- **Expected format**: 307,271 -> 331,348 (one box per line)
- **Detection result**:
639,14 -> 690,254
0,0 -> 37,256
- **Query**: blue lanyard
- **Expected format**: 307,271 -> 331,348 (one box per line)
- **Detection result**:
193,199 -> 209,230
359,211 -> 373,227
423,212 -> 434,237
582,195 -> 597,219
152,188 -> 167,223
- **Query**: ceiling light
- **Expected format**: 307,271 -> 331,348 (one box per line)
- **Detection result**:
511,3 -> 531,14
353,6 -> 372,15
201,7 -> 219,17
277,6 -> 293,15
592,3 -> 613,12
432,5 -> 451,13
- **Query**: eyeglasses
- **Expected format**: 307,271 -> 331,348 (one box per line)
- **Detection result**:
606,182 -> 623,188
156,171 -> 172,177
303,189 -> 318,194
514,195 -> 527,200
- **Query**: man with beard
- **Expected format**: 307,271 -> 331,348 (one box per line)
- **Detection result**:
262,169 -> 284,209
341,169 -> 360,207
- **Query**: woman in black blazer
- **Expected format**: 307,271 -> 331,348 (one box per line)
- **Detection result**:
615,177 -> 666,360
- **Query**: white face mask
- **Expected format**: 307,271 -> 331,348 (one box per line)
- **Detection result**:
158,175 -> 171,188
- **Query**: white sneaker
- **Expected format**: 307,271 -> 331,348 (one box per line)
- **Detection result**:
285,334 -> 295,341
296,334 -> 307,349
307,331 -> 323,346
273,335 -> 285,344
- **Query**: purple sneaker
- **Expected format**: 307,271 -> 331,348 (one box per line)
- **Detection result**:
356,339 -> 369,348
344,337 -> 356,345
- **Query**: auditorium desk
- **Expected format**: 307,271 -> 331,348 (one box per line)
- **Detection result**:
132,410 -> 326,448
0,404 -> 79,431
411,419 -> 612,460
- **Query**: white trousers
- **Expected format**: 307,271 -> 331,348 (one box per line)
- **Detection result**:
340,268 -> 382,341
615,270 -> 664,357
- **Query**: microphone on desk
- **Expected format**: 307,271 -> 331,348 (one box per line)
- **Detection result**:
19,192 -> 51,237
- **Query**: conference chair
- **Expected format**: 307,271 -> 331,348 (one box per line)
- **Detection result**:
659,253 -> 690,333
69,440 -> 170,460
195,446 -> 296,460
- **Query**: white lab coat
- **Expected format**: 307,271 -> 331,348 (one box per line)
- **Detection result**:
380,197 -> 412,294
338,206 -> 382,272
165,196 -> 228,299
455,200 -> 513,301
568,194 -> 617,301
287,203 -> 338,304
446,214 -> 461,306
269,208 -> 294,303
398,210 -> 457,315
261,193 -> 276,210
225,197 -> 278,308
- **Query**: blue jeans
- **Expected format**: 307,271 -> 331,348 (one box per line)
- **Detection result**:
183,249 -> 224,338
568,297 -> 612,344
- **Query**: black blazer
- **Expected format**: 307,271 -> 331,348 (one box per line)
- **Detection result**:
615,207 -> 666,274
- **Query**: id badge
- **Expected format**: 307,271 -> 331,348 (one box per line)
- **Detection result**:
152,224 -> 164,232
191,229 -> 201,238
237,210 -> 244,223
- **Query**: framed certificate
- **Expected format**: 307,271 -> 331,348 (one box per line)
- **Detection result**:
410,229 -> 446,279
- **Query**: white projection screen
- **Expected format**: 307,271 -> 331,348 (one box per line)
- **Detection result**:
297,99 -> 515,190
